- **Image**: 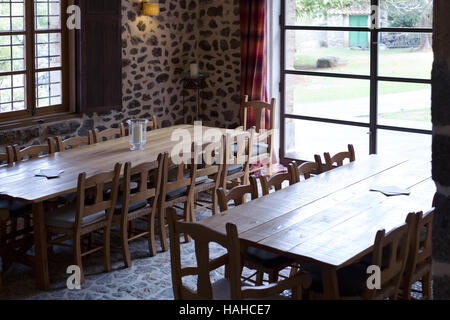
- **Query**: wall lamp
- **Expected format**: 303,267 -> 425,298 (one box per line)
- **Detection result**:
143,1 -> 160,16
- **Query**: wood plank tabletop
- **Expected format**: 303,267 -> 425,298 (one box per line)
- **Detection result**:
200,156 -> 434,270
0,124 -> 225,203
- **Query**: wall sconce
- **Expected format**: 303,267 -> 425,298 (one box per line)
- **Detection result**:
143,2 -> 160,16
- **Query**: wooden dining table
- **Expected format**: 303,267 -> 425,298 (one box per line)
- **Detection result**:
0,124 -> 230,290
200,155 -> 435,299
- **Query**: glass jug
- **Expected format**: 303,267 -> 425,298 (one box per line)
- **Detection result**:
126,119 -> 148,151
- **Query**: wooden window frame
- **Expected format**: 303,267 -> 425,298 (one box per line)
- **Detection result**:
0,0 -> 70,124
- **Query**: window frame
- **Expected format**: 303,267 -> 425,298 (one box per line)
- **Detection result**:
280,0 -> 433,164
0,0 -> 69,123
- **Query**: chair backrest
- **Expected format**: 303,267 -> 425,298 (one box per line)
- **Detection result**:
0,146 -> 14,166
221,130 -> 254,189
120,153 -> 166,218
217,176 -> 259,212
194,139 -> 223,189
365,218 -> 412,299
13,140 -> 55,163
403,209 -> 434,287
147,116 -> 158,131
92,124 -> 125,143
75,163 -> 122,231
260,164 -> 295,196
160,143 -> 198,203
289,155 -> 323,183
324,144 -> 355,171
55,136 -> 92,152
242,95 -> 276,132
167,207 -> 241,300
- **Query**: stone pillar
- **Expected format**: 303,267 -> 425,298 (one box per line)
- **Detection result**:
432,0 -> 450,300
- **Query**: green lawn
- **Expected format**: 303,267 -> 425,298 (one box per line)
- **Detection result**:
291,48 -> 432,124
293,48 -> 432,102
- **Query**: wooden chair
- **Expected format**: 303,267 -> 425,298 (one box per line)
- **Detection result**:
112,153 -> 166,265
242,95 -> 276,176
290,155 -> 323,183
220,130 -> 253,191
91,124 -> 125,143
157,143 -> 198,252
0,147 -> 13,166
45,163 -> 122,284
401,209 -> 434,300
304,215 -> 412,300
260,163 -> 297,196
217,177 -> 296,285
167,207 -> 312,300
324,144 -> 355,171
12,140 -> 55,163
146,116 -> 158,131
55,135 -> 92,152
192,140 -> 224,218
217,176 -> 259,211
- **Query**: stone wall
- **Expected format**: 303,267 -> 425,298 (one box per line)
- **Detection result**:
196,0 -> 241,128
0,0 -> 241,150
432,0 -> 450,300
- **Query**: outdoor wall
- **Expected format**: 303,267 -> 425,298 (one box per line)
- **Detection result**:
0,0 -> 241,149
431,0 -> 450,300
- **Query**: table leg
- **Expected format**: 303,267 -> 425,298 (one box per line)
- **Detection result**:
321,266 -> 340,299
32,202 -> 49,290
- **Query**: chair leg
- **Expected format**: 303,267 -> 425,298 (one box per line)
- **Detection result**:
184,202 -> 192,243
120,218 -> 131,268
268,270 -> 278,283
422,271 -> 432,300
103,227 -> 111,272
158,207 -> 169,252
73,236 -> 84,284
212,191 -> 218,215
255,271 -> 264,285
147,209 -> 157,257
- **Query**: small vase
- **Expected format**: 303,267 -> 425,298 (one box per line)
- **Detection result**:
126,119 -> 148,151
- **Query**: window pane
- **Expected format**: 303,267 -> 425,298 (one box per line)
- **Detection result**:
35,0 -> 60,30
380,0 -> 432,28
378,82 -> 431,131
377,129 -> 431,161
284,119 -> 369,161
0,35 -> 25,72
35,33 -> 61,69
0,0 -> 24,31
286,30 -> 370,75
378,32 -> 433,79
286,0 -> 371,27
36,70 -> 61,108
0,73 -> 26,113
285,74 -> 370,123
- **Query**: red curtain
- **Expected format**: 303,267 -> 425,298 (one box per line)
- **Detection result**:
240,0 -> 269,129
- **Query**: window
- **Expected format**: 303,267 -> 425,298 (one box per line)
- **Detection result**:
0,0 -> 68,121
280,0 -> 432,162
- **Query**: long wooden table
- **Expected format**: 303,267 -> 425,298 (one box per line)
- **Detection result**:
200,155 -> 435,299
0,124 -> 224,290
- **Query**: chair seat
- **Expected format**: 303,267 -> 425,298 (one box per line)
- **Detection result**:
114,193 -> 148,213
246,246 -> 294,269
195,176 -> 215,185
302,262 -> 368,297
211,278 -> 289,300
227,164 -> 243,176
166,187 -> 188,201
232,143 -> 268,157
0,199 -> 31,219
46,205 -> 106,229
